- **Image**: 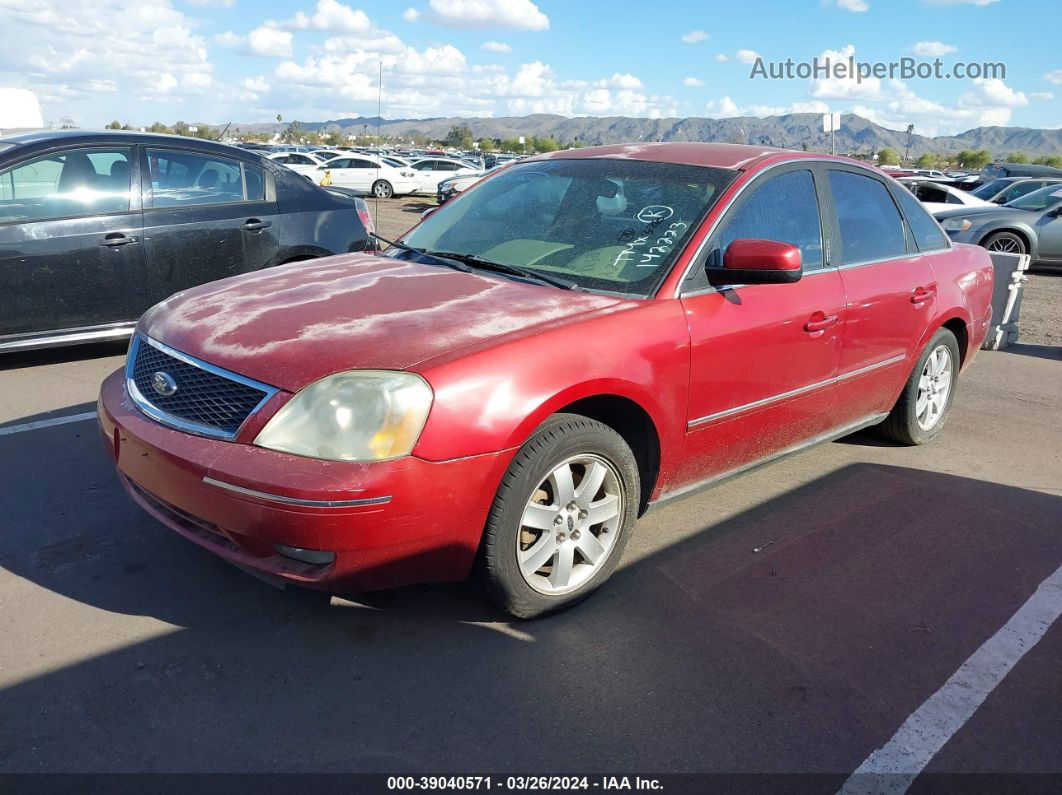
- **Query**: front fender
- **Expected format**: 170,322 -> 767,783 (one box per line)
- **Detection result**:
412,300 -> 691,480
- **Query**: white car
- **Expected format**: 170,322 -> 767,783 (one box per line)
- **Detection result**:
266,151 -> 333,178
409,157 -> 481,194
315,154 -> 419,198
900,179 -> 994,215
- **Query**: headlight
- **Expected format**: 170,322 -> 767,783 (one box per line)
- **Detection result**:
941,217 -> 972,232
254,371 -> 432,462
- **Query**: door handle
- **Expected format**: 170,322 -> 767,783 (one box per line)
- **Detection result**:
241,219 -> 272,231
911,286 -> 936,304
803,314 -> 840,333
98,233 -> 138,247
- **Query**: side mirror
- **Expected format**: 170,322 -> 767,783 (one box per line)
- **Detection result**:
709,238 -> 803,286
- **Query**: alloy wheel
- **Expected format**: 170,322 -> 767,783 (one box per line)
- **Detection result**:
916,345 -> 953,430
516,454 -> 623,596
986,235 -> 1021,254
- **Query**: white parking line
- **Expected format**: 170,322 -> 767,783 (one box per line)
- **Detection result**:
0,411 -> 98,437
840,562 -> 1062,794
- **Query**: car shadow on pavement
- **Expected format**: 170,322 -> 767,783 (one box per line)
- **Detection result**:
1,423 -> 1060,775
1004,342 -> 1062,361
401,201 -> 437,214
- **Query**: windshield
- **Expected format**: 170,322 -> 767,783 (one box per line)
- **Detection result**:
397,158 -> 736,295
971,178 -> 1010,199
1004,185 -> 1062,211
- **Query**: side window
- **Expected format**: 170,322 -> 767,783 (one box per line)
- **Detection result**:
352,159 -> 374,169
717,169 -> 824,270
1007,181 -> 1041,202
413,161 -> 436,171
892,182 -> 949,252
0,147 -> 132,224
827,170 -> 907,263
327,159 -> 348,169
147,149 -> 244,207
245,164 -> 265,201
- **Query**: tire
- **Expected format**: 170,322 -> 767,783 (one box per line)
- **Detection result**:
879,328 -> 961,445
476,413 -> 640,619
371,180 -> 393,199
981,231 -> 1026,256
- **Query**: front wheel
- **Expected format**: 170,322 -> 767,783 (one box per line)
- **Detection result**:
476,414 -> 640,619
371,180 -> 393,199
981,231 -> 1026,255
879,328 -> 960,445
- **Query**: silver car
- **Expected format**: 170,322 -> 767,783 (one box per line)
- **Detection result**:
935,184 -> 1062,267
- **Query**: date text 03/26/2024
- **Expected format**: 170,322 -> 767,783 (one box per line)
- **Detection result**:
387,776 -> 664,791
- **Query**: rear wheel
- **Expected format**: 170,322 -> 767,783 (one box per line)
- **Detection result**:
981,231 -> 1026,255
880,328 -> 960,445
372,180 -> 393,199
476,414 -> 639,619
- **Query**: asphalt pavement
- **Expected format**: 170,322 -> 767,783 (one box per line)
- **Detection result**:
0,339 -> 1059,786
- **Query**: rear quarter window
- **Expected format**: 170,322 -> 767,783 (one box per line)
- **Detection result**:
892,182 -> 949,252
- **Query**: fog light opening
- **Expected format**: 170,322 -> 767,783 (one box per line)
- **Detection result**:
272,544 -> 336,566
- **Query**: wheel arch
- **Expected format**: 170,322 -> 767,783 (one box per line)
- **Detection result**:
979,226 -> 1033,256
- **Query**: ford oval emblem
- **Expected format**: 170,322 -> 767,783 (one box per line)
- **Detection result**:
152,371 -> 178,397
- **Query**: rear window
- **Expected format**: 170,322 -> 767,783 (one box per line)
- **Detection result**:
892,183 -> 949,252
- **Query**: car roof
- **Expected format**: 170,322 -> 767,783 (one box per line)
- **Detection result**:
0,128 -> 258,159
524,142 -> 857,172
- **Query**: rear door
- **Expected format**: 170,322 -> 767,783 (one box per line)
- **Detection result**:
0,144 -> 146,340
675,164 -> 847,487
822,166 -> 937,425
141,147 -> 280,304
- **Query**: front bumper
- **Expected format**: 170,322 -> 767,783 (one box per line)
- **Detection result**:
97,369 -> 513,592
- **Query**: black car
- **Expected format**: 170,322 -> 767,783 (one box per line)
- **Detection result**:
0,130 -> 372,352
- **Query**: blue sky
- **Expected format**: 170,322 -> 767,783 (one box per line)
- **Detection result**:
1,0 -> 1059,135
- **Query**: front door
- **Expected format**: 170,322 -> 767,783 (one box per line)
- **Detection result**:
0,145 -> 146,340
674,165 -> 846,490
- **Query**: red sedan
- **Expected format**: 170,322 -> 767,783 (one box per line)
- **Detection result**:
97,143 -> 994,618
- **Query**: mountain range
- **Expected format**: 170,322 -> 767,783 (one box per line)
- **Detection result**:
227,112 -> 1062,157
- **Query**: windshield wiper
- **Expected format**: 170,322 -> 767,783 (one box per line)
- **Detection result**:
427,251 -> 578,290
371,233 -> 474,273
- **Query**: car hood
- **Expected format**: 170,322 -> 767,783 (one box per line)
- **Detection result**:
932,205 -> 1036,222
139,254 -> 629,393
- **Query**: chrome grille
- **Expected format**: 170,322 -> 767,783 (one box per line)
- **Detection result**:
127,335 -> 277,439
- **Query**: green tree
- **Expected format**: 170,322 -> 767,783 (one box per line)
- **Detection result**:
1004,152 -> 1029,163
147,121 -> 171,134
568,138 -> 585,149
105,120 -> 122,130
445,124 -> 474,150
1034,155 -> 1062,169
499,137 -> 523,153
957,149 -> 991,170
283,121 -> 304,143
532,136 -> 559,153
476,137 -> 498,152
914,153 -> 939,169
876,147 -> 900,166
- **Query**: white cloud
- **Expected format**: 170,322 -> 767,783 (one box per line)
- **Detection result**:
734,49 -> 761,64
608,73 -> 643,90
481,40 -> 511,53
279,0 -> 371,33
184,0 -> 235,6
911,40 -> 957,56
246,26 -> 294,57
0,0 -> 214,113
681,30 -> 709,44
715,54 -> 730,63
403,7 -> 419,21
215,31 -> 243,47
1031,92 -> 1054,101
684,77 -> 705,87
834,0 -> 869,11
417,0 -> 549,31
1045,70 -> 1062,85
922,0 -> 998,5
810,44 -> 887,100
706,96 -> 830,118
959,77 -> 1028,108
